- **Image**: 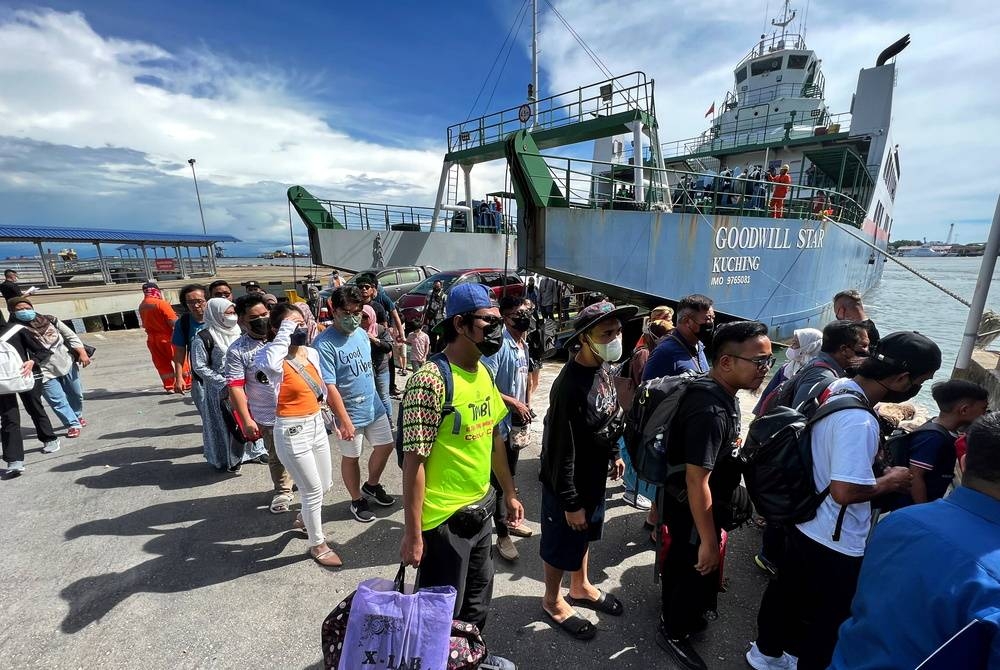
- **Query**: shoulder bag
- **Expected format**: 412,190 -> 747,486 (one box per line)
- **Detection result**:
285,357 -> 337,434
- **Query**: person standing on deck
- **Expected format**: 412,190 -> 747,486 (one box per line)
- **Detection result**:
138,282 -> 180,392
768,164 -> 792,219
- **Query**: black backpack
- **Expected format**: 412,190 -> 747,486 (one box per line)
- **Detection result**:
394,352 -> 494,468
755,359 -> 836,418
741,389 -> 876,530
882,420 -> 952,469
622,371 -> 707,485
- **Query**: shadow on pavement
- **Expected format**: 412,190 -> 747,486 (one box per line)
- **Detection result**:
60,492 -> 404,634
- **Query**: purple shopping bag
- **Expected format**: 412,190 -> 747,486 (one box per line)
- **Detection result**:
336,564 -> 456,670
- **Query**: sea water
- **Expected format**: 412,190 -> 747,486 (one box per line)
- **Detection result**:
863,256 -> 1000,407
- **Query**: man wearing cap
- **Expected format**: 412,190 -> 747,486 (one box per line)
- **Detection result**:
244,281 -> 265,297
400,282 -> 522,670
748,331 -> 942,670
538,301 -> 633,642
137,282 -> 180,392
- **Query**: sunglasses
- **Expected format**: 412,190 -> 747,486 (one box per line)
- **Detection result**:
730,354 -> 776,370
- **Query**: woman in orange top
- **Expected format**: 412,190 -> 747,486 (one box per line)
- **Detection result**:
255,303 -> 342,568
137,282 -> 183,392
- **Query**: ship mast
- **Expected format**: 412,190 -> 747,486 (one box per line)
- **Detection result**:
530,0 -> 538,130
771,0 -> 797,41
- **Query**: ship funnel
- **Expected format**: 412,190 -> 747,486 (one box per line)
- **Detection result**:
876,34 -> 911,66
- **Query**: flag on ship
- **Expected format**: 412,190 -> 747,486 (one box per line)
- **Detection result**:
705,102 -> 715,118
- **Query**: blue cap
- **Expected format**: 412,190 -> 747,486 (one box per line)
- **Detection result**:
444,283 -> 493,319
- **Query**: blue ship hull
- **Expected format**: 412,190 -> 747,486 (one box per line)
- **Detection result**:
529,208 -> 885,341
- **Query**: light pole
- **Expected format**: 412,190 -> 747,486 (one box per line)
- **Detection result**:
188,158 -> 207,236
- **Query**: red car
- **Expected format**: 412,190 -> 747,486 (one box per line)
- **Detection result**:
397,268 -> 524,325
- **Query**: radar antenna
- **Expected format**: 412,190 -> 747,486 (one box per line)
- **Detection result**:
771,0 -> 797,34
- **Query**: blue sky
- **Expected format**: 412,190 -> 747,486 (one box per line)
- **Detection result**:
1,0 -> 998,258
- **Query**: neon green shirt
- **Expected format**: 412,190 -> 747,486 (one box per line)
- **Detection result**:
401,360 -> 507,531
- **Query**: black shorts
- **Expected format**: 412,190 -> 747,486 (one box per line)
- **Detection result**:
539,485 -> 605,571
528,357 -> 541,372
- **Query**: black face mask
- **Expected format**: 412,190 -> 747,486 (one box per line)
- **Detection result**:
290,326 -> 309,346
511,315 -> 532,332
881,382 -> 922,404
696,323 -> 715,348
248,317 -> 269,339
472,320 -> 504,356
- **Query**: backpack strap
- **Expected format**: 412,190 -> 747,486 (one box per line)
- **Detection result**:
285,357 -> 325,401
181,314 -> 192,350
196,329 -> 215,358
429,352 -> 458,435
0,323 -> 24,343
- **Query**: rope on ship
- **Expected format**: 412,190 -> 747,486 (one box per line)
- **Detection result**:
821,215 -> 972,308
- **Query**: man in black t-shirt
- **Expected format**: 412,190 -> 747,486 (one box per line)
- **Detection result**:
657,321 -> 773,670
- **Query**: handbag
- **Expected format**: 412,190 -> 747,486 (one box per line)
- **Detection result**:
69,343 -> 97,362
285,357 -> 337,434
219,392 -> 260,443
321,564 -> 458,670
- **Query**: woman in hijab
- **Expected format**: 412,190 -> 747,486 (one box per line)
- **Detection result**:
752,327 -> 823,415
293,302 -> 321,342
8,297 -> 91,438
191,297 -> 266,471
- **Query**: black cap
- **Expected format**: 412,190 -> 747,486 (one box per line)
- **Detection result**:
871,331 -> 942,377
353,271 -> 378,287
244,281 -> 261,289
141,281 -> 159,290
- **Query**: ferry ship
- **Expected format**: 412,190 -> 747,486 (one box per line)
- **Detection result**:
289,1 -> 907,339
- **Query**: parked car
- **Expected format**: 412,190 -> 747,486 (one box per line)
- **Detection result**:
319,265 -> 439,305
397,268 -> 524,325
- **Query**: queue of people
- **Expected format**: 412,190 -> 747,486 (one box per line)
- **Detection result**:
6,269 -> 995,670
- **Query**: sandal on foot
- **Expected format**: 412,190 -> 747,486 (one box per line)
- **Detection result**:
311,547 -> 343,568
270,493 -> 293,514
566,590 -> 624,616
292,515 -> 307,534
543,609 -> 596,641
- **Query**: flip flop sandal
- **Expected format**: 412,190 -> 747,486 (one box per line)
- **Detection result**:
292,515 -> 308,534
543,609 -> 596,641
311,548 -> 343,568
508,523 -> 534,538
270,493 -> 293,514
566,590 -> 625,616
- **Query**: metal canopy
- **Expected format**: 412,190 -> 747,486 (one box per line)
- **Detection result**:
803,146 -> 873,191
0,225 -> 239,246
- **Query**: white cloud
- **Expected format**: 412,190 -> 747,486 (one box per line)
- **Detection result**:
0,8 -> 506,250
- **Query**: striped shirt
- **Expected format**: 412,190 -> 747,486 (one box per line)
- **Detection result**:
225,334 -> 277,426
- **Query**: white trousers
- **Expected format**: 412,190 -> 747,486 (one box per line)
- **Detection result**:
273,413 -> 332,546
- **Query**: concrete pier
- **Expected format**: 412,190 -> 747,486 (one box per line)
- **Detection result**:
1,329 -> 770,669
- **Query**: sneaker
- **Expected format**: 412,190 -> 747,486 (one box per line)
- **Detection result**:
753,553 -> 778,577
361,482 -> 395,506
496,535 -> 519,561
480,654 -> 516,670
66,427 -> 81,439
41,439 -> 61,454
350,498 -> 375,523
6,460 -> 24,475
623,490 -> 652,510
746,642 -> 797,670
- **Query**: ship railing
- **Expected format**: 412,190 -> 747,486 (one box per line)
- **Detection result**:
722,81 -> 826,111
659,111 -> 851,161
735,33 -> 809,69
447,72 -> 654,154
316,199 -> 515,234
525,152 -> 869,229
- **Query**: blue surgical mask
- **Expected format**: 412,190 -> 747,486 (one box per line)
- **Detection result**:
14,309 -> 35,322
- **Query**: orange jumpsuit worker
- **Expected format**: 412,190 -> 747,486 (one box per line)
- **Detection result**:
138,281 -> 187,392
769,164 -> 792,218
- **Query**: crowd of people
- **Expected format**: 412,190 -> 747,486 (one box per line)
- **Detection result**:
3,268 -> 997,670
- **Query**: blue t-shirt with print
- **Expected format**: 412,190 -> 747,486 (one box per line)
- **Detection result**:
314,325 -> 384,427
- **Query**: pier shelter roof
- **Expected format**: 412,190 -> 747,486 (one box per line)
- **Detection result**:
0,225 -> 239,246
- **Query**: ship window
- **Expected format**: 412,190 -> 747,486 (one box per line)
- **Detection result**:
736,67 -> 748,83
788,54 -> 809,69
750,56 -> 783,76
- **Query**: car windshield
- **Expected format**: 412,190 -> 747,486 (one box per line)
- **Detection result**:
410,273 -> 461,296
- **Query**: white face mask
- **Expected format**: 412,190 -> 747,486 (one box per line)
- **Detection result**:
223,314 -> 239,328
588,334 -> 623,362
786,346 -> 801,361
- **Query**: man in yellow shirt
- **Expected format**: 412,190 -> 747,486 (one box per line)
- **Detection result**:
400,283 -> 523,670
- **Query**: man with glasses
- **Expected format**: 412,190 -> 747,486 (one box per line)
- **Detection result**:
314,285 -> 396,523
171,283 -> 208,414
482,295 -> 534,562
351,271 -> 405,398
787,320 -> 870,412
643,294 -> 715,382
208,280 -> 232,300
400,282 -> 522,670
658,321 -> 772,670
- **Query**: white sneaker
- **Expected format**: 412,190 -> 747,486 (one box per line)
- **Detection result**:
746,642 -> 796,670
623,490 -> 652,510
6,460 -> 24,475
41,440 -> 61,454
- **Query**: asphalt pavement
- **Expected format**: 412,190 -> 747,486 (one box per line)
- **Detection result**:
0,329 -> 769,669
